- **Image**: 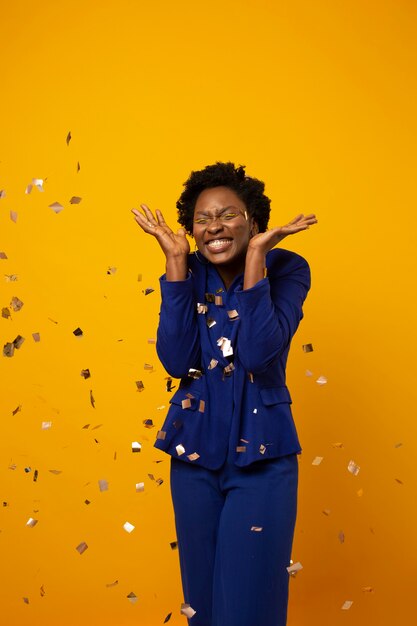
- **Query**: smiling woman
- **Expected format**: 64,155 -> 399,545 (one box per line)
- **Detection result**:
131,162 -> 317,626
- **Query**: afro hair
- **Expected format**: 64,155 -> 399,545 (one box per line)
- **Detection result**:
176,162 -> 271,235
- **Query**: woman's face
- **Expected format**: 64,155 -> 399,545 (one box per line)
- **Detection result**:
193,186 -> 256,270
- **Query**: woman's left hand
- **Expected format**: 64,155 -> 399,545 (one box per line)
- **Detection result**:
248,214 -> 318,255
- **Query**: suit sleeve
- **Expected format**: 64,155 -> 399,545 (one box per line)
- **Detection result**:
156,273 -> 201,378
234,252 -> 311,374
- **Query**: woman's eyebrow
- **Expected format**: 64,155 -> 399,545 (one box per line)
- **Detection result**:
195,205 -> 239,216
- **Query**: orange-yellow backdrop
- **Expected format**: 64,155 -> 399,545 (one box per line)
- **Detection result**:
1,1 -> 416,624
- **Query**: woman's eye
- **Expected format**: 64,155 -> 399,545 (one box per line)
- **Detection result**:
223,213 -> 237,220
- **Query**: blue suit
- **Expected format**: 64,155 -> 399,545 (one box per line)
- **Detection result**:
154,248 -> 311,626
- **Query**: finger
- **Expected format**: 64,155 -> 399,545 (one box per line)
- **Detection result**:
155,209 -> 171,230
176,227 -> 186,236
140,203 -> 158,226
287,214 -> 304,225
132,210 -> 158,233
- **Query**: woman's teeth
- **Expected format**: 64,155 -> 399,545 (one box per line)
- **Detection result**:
206,238 -> 232,250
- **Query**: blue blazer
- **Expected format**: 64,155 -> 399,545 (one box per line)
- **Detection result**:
154,248 -> 311,469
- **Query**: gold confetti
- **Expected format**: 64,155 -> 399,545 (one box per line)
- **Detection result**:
13,335 -> 25,349
217,336 -> 233,357
338,530 -> 345,543
170,541 -> 178,550
136,380 -> 144,392
144,363 -> 153,371
49,201 -> 64,214
98,479 -> 109,492
187,452 -> 200,461
395,478 -> 403,485
107,266 -> 117,274
188,368 -> 203,379
302,343 -> 313,352
127,592 -> 138,604
250,526 -> 263,532
357,488 -> 364,497
10,210 -> 18,222
176,444 -> 185,456
312,456 -> 323,466
316,375 -> 327,385
26,518 -> 38,527
2,307 -> 11,319
197,303 -> 208,314
77,161 -> 80,172
3,342 -> 14,357
89,390 -> 95,408
180,603 -> 196,618
332,442 -> 344,448
181,398 -> 191,409
157,430 -> 166,440
10,296 -> 24,312
322,509 -> 331,516
12,405 -> 22,415
73,327 -> 83,337
305,369 -> 313,377
341,600 -> 353,610
49,469 -> 62,475
135,482 -> 144,492
123,521 -> 135,533
164,613 -> 172,623
23,597 -> 29,604
362,586 -> 374,593
106,580 -> 119,588
259,444 -> 266,455
394,442 -> 403,448
5,274 -> 18,281
69,196 -> 82,204
205,293 -> 215,303
132,441 -> 142,453
143,288 -> 154,295
287,561 -> 303,576
206,317 -> 217,328
41,421 -> 52,430
199,400 -> 205,413
76,542 -> 88,554
347,460 -> 360,476
0,190 -> 6,199
143,419 -> 154,428
223,363 -> 235,378
81,369 -> 91,379
66,131 -> 72,145
215,295 -> 223,305
40,585 -> 45,597
32,332 -> 41,342
236,446 -> 246,453
208,359 -> 218,369
227,309 -> 239,320
147,338 -> 156,344
0,251 -> 8,259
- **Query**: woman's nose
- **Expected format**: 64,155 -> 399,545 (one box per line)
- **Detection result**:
207,217 -> 224,233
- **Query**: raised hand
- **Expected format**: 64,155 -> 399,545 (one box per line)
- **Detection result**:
131,204 -> 190,281
248,214 -> 318,255
132,204 -> 190,259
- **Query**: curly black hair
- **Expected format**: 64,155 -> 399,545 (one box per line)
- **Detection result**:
176,162 -> 271,235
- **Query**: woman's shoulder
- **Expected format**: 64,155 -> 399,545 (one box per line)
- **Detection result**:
266,248 -> 310,276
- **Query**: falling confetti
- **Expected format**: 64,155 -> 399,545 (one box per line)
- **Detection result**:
332,442 -> 344,448
316,375 -> 327,385
180,603 -> 196,618
143,288 -> 154,295
23,597 -> 29,605
10,210 -> 18,222
12,405 -> 22,415
76,542 -> 88,555
49,201 -> 64,214
123,522 -> 135,533
73,327 -> 83,337
81,369 -> 91,379
338,531 -> 345,543
0,251 -> 8,259
26,518 -> 38,527
176,445 -> 185,456
287,561 -> 303,576
89,390 -> 95,408
322,509 -> 331,516
41,421 -> 52,430
127,592 -> 138,604
32,333 -> 41,342
135,482 -> 145,492
348,460 -> 360,476
302,343 -> 313,352
132,441 -> 142,453
170,541 -> 178,550
341,600 -> 353,610
136,380 -> 144,392
164,613 -> 172,623
107,266 -> 117,274
251,526 -> 263,532
362,586 -> 374,593
187,453 -> 200,461
40,585 -> 45,597
143,419 -> 154,428
10,296 -> 24,312
98,479 -> 109,492
106,580 -> 119,588
5,274 -> 18,281
0,190 -> 6,199
69,196 -> 82,204
312,456 -> 323,466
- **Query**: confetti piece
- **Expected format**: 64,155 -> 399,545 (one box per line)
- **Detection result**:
2,307 -> 11,319
107,266 -> 117,275
316,375 -> 327,385
24,467 -> 31,473
164,613 -> 172,623
33,469 -> 38,482
208,359 -> 218,370
49,201 -> 64,214
395,478 -> 403,485
170,541 -> 178,550
215,295 -> 223,305
157,430 -> 166,440
287,561 -> 303,576
32,333 -> 41,342
227,309 -> 239,320
5,274 -> 18,281
77,161 -> 80,172
132,441 -> 142,453
312,456 -> 323,466
188,368 -> 203,379
197,303 -> 208,314
253,408 -> 258,414
0,190 -> 6,199
143,288 -> 154,295
76,542 -> 88,554
332,442 -> 344,448
49,470 -> 62,475
0,251 -> 8,259
10,210 -> 18,222
259,444 -> 266,455
217,336 -> 233,357
357,488 -> 364,497
155,478 -> 164,486
143,419 -> 154,428
106,580 -> 119,588
251,526 -> 263,532
341,600 -> 353,610
180,603 -> 196,618
136,482 -> 145,492
10,296 -> 24,312
157,405 -> 166,410
3,342 -> 14,356
176,445 -> 185,456
123,522 -> 135,533
144,363 -> 153,371
84,499 -> 91,505
187,453 -> 200,461
136,380 -> 144,392
302,343 -> 314,352
348,460 -> 360,476
98,479 -> 109,492
166,377 -> 174,392
69,196 -> 82,204
66,131 -> 72,145
40,585 -> 45,597
12,405 -> 22,415
3,502 -> 8,507
26,518 -> 38,527
73,327 -> 83,337
181,398 -> 191,409
90,390 -> 95,408
23,597 -> 29,605
14,335 -> 25,349
199,400 -> 205,413
236,446 -> 246,453
322,509 -> 331,516
41,421 -> 52,430
147,338 -> 156,344
207,317 -> 217,328
362,586 -> 374,593
223,363 -> 235,378
81,368 -> 91,379
127,592 -> 138,604
338,531 -> 345,543
305,369 -> 313,377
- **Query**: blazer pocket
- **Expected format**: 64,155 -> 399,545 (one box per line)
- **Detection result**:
260,386 -> 292,406
169,388 -> 201,411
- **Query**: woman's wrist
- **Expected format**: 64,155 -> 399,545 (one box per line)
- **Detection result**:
165,255 -> 188,281
243,247 -> 266,290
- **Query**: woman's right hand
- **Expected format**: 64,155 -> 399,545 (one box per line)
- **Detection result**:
131,204 -> 190,259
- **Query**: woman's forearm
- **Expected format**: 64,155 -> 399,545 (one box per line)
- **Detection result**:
165,255 -> 188,281
243,247 -> 266,290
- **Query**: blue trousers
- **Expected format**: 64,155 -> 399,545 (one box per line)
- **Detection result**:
170,453 -> 298,626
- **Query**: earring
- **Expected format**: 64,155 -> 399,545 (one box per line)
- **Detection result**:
194,245 -> 209,265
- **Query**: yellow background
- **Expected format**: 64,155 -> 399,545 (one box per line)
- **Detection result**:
1,0 -> 416,624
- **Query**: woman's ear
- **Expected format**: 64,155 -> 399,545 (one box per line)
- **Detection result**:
250,220 -> 259,237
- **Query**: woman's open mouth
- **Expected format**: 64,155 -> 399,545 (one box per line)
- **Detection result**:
205,238 -> 233,253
